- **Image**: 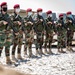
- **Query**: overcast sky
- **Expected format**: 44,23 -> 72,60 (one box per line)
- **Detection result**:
0,0 -> 75,14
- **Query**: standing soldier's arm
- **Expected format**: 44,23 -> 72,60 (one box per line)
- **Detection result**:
5,16 -> 18,33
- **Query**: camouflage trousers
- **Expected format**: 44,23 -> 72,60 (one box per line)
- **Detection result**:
44,33 -> 53,48
35,32 -> 43,50
12,32 -> 23,55
0,32 -> 5,56
67,30 -> 74,46
0,31 -> 13,56
24,31 -> 34,52
57,32 -> 67,49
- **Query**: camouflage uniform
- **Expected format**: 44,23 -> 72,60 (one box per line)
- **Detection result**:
24,15 -> 34,57
34,14 -> 45,55
65,16 -> 75,52
45,16 -> 55,54
57,19 -> 66,53
0,12 -> 3,57
0,11 -> 17,64
11,13 -> 24,61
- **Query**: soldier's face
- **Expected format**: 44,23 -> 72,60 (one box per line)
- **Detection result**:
28,12 -> 32,16
67,14 -> 72,18
48,14 -> 52,17
15,8 -> 20,13
38,12 -> 42,16
2,5 -> 7,12
60,17 -> 63,20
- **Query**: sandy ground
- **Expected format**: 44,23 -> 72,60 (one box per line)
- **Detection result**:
0,34 -> 75,75
0,45 -> 75,75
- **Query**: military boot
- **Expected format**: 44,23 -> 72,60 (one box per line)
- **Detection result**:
12,48 -> 18,62
24,50 -> 28,58
6,55 -> 19,66
0,47 -> 3,57
66,46 -> 70,51
12,55 -> 18,62
36,49 -> 38,56
24,49 -> 27,55
28,49 -> 32,58
0,50 -> 2,64
48,49 -> 54,54
66,46 -> 73,52
17,47 -> 24,60
6,56 -> 12,65
24,45 -> 27,55
69,46 -> 75,52
61,48 -> 66,53
39,49 -> 44,56
17,53 -> 23,60
58,48 -> 62,53
44,49 -> 49,54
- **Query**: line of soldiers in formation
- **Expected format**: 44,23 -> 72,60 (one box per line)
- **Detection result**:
0,2 -> 75,66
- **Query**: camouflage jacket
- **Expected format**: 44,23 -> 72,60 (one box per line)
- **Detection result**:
11,13 -> 25,32
0,12 -> 17,33
65,17 -> 74,31
45,17 -> 55,33
24,15 -> 34,33
34,15 -> 45,33
56,20 -> 66,34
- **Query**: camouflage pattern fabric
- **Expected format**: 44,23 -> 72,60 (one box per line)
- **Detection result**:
0,13 -> 14,56
45,17 -> 54,48
57,20 -> 66,49
65,17 -> 74,46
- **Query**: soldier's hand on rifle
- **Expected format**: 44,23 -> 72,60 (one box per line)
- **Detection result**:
3,21 -> 8,25
25,23 -> 27,26
17,21 -> 21,25
58,23 -> 61,26
28,21 -> 33,25
40,19 -> 43,22
69,20 -> 72,23
15,32 -> 19,35
47,22 -> 52,24
67,28 -> 70,30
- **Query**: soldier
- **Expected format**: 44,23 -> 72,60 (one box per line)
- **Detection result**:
0,2 -> 18,65
56,14 -> 66,53
44,10 -> 54,54
11,4 -> 24,62
24,8 -> 34,57
0,4 -> 2,57
65,11 -> 75,52
34,8 -> 45,56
